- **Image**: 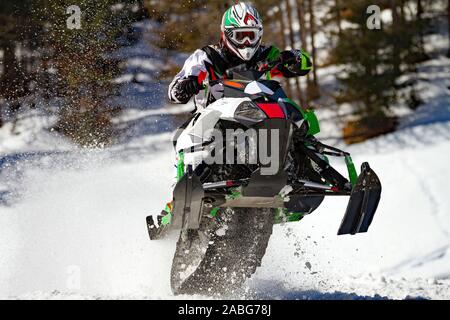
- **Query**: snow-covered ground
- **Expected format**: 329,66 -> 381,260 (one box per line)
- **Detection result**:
1,20 -> 450,300
1,109 -> 450,300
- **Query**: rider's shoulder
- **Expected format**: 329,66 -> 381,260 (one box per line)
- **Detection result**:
201,44 -> 220,51
200,44 -> 223,57
185,48 -> 210,62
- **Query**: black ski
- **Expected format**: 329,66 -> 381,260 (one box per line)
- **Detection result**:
337,162 -> 382,235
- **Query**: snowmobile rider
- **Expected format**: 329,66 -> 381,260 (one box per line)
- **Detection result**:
168,2 -> 312,109
148,2 -> 313,239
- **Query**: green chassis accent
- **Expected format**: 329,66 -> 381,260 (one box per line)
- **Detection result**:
161,152 -> 185,226
226,188 -> 242,200
204,84 -> 209,98
287,212 -> 304,222
161,212 -> 172,226
345,155 -> 358,186
281,98 -> 320,136
274,208 -> 304,224
209,207 -> 219,217
177,152 -> 185,182
161,200 -> 174,226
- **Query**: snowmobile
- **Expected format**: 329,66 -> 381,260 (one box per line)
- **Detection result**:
146,59 -> 382,296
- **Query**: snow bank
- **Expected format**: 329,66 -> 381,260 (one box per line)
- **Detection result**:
0,148 -> 179,298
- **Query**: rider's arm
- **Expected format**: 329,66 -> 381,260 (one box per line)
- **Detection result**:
266,47 -> 312,79
168,49 -> 211,104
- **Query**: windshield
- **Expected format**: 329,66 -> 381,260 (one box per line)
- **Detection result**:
221,79 -> 287,102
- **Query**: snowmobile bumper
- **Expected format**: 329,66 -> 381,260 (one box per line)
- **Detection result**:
169,165 -> 324,230
337,162 -> 381,235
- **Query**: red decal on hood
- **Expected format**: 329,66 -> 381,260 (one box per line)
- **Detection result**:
257,103 -> 285,119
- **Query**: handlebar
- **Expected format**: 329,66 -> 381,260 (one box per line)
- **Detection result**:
203,58 -> 282,87
225,58 -> 282,78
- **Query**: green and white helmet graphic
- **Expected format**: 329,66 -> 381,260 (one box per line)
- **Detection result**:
221,2 -> 263,61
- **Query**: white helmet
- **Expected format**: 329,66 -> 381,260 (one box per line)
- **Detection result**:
221,2 -> 263,61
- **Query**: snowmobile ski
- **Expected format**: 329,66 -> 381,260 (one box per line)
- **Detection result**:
337,162 -> 381,235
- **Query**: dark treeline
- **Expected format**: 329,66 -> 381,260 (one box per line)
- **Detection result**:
146,0 -> 448,142
328,0 -> 438,142
0,0 -> 147,146
1,1 -> 449,144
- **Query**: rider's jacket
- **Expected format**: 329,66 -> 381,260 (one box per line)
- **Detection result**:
168,42 -> 312,109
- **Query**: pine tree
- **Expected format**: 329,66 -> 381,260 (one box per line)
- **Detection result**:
0,0 -> 36,128
332,0 -> 424,121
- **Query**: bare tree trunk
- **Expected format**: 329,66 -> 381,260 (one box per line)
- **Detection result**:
1,41 -> 17,92
336,0 -> 342,36
296,0 -> 311,104
0,41 -> 18,128
295,0 -> 309,53
277,5 -> 293,98
417,0 -> 423,42
391,0 -> 401,75
285,0 -> 304,105
308,0 -> 319,94
447,0 -> 450,57
415,0 -> 427,59
400,0 -> 405,23
277,7 -> 287,51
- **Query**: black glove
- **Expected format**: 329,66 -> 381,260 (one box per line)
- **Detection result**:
172,76 -> 204,103
278,50 -> 311,77
280,50 -> 301,66
178,76 -> 203,96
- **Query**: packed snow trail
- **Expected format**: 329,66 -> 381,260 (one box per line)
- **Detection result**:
0,148 -> 177,298
252,125 -> 450,299
1,120 -> 450,299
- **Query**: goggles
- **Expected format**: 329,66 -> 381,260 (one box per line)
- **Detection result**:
226,28 -> 262,47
